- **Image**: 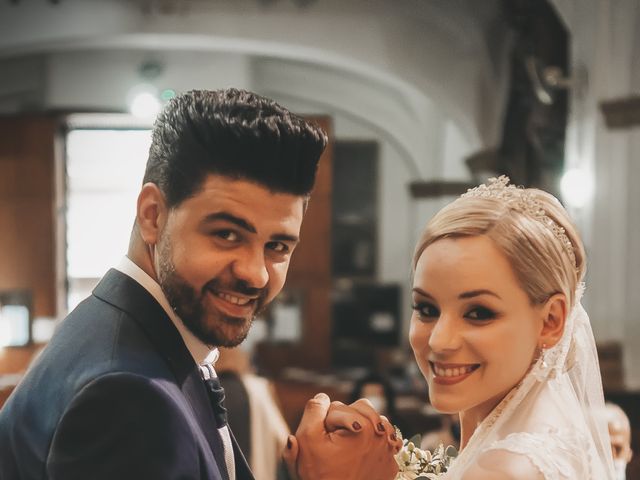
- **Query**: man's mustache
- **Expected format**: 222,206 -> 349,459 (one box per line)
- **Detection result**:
203,278 -> 265,299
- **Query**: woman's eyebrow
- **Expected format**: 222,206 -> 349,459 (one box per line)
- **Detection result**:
458,289 -> 502,300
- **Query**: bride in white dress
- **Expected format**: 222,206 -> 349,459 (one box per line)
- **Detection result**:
285,177 -> 615,480
408,176 -> 615,479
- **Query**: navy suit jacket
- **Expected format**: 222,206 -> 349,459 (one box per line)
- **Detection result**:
0,269 -> 254,480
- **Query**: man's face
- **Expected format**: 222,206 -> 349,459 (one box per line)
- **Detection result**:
155,174 -> 304,347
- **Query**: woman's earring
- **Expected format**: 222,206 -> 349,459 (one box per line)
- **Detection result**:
532,343 -> 550,382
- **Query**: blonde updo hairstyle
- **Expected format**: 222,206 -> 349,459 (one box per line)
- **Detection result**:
412,188 -> 585,309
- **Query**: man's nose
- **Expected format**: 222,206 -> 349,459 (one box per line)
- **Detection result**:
231,247 -> 269,289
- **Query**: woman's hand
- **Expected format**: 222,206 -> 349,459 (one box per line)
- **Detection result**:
282,393 -> 402,480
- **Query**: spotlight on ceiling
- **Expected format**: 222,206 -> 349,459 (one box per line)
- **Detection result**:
127,84 -> 161,119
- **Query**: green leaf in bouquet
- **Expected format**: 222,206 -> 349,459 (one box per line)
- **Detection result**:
408,434 -> 422,446
445,445 -> 458,458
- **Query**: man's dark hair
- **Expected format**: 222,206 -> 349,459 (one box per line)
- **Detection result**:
144,89 -> 328,207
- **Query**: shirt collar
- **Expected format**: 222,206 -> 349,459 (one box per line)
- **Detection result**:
115,256 -> 218,367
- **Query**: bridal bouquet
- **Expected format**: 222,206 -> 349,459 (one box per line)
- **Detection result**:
394,433 -> 457,480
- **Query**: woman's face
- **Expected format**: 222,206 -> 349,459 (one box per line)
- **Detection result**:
409,235 -> 544,421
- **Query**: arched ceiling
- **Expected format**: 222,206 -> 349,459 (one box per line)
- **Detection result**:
0,0 -> 512,154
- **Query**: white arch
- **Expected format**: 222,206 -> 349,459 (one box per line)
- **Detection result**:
0,0 -> 505,152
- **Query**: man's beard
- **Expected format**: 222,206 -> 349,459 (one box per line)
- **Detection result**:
155,235 -> 266,347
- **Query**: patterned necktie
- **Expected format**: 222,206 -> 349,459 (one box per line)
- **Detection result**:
204,374 -> 228,428
200,364 -> 235,480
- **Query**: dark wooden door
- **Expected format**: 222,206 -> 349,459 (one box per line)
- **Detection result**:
257,116 -> 333,373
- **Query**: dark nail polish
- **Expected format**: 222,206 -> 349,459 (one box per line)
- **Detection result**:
352,421 -> 362,431
377,422 -> 386,432
287,437 -> 292,449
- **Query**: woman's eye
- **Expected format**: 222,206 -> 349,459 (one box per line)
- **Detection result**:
466,306 -> 496,321
412,302 -> 439,319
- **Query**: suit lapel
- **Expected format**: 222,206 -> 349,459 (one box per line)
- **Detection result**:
93,269 -> 195,380
92,269 -> 233,479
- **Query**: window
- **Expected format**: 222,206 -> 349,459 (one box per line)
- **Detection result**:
65,128 -> 151,310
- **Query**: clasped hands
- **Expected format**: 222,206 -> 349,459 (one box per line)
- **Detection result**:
282,393 -> 403,480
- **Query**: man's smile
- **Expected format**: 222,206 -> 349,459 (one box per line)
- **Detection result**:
207,288 -> 258,317
214,290 -> 256,306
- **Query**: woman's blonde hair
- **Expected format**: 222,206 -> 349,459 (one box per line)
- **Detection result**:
412,184 -> 585,308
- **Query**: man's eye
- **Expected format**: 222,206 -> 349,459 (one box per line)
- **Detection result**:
412,302 -> 439,319
267,242 -> 288,253
466,306 -> 496,321
215,230 -> 239,242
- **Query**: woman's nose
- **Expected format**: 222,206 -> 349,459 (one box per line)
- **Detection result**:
428,314 -> 462,353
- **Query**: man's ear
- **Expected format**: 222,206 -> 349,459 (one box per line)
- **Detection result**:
538,293 -> 567,348
136,183 -> 167,246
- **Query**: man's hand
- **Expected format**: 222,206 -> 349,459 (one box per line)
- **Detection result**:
282,393 -> 402,480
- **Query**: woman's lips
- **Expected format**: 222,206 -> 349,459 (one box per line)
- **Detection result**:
429,361 -> 481,385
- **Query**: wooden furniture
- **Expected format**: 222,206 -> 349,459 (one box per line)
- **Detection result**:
0,115 -> 58,409
256,116 -> 334,374
0,115 -> 58,320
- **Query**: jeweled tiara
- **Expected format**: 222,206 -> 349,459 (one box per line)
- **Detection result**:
461,176 -> 576,267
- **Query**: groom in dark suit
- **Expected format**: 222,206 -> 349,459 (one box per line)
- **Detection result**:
0,89 -> 327,479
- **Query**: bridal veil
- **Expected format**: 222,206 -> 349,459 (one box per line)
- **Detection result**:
446,285 -> 615,479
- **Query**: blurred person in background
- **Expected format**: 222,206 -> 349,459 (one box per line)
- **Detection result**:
605,402 -> 633,480
350,372 -> 398,423
216,347 -> 291,480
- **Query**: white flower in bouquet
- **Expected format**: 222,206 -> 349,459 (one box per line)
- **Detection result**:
394,432 -> 457,480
